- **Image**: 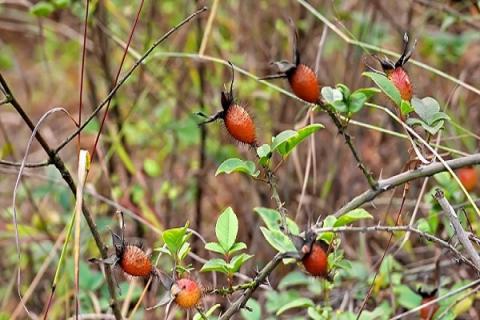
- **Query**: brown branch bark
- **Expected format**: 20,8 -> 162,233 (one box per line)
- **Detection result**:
0,74 -> 123,320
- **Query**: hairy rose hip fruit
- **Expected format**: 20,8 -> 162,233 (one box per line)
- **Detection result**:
376,33 -> 416,101
418,288 -> 438,320
223,104 -> 256,144
198,61 -> 256,145
172,278 -> 202,309
89,212 -> 155,279
457,166 -> 477,191
260,19 -> 320,104
302,240 -> 329,277
119,244 -> 153,277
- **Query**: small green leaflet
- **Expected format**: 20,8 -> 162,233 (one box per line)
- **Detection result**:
271,124 -> 323,157
363,72 -> 402,107
215,158 -> 259,177
215,207 -> 238,252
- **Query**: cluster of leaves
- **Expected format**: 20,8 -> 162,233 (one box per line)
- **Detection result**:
407,97 -> 450,135
30,0 -> 71,17
321,84 -> 380,115
201,208 -> 252,277
216,123 -> 323,178
363,72 -> 450,135
158,223 -> 192,274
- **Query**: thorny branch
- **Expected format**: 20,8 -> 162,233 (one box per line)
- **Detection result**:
0,7 -> 208,319
219,252 -> 286,320
0,74 -> 123,320
216,153 -> 480,319
435,189 -> 480,270
319,103 -> 378,190
333,153 -> 480,217
54,7 -> 208,154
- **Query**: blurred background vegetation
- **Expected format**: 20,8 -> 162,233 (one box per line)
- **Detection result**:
0,0 -> 480,319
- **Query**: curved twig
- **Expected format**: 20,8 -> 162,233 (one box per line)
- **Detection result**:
333,153 -> 480,217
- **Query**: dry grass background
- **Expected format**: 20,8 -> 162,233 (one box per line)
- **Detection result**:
0,0 -> 480,319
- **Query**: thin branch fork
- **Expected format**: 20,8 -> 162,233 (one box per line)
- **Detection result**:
0,74 -> 123,320
0,7 -> 208,319
319,103 -> 378,190
53,7 -> 208,154
312,225 -> 480,272
333,153 -> 480,217
219,252 -> 286,320
435,189 -> 480,270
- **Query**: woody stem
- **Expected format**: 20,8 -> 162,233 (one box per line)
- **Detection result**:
320,103 -> 378,190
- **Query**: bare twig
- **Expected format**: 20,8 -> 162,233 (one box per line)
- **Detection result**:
77,0 -> 90,150
89,0 -> 145,163
296,0 -> 480,96
311,225 -> 480,272
319,103 -> 378,190
0,159 -> 50,167
334,153 -> 480,217
54,7 -> 208,154
0,74 -> 123,319
219,252 -> 286,320
434,189 -> 480,269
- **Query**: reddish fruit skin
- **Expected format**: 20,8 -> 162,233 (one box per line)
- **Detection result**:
302,242 -> 328,277
458,167 -> 477,192
420,296 -> 439,320
288,64 -> 320,103
119,245 -> 152,277
387,67 -> 412,101
224,104 -> 256,145
174,278 -> 202,309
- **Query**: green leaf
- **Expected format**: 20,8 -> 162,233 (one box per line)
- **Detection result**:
216,207 -> 238,252
353,87 -> 381,98
331,100 -> 348,113
393,285 -> 422,309
422,121 -> 445,135
205,242 -> 226,255
271,130 -> 297,151
363,72 -> 401,106
307,307 -> 324,320
400,100 -> 414,115
216,158 -> 259,177
334,209 -> 373,227
53,0 -> 71,8
30,2 -> 55,17
278,271 -> 311,289
260,227 -> 296,253
348,92 -> 368,113
229,253 -> 253,272
276,297 -> 314,316
405,117 -> 424,127
143,158 -> 161,177
271,124 -> 324,157
430,112 -> 450,124
416,218 -> 432,234
336,83 -> 351,99
228,242 -> 247,255
178,242 -> 191,261
411,97 -> 440,123
322,86 -> 349,112
200,258 -> 229,273
241,299 -> 261,320
257,144 -> 272,167
255,207 -> 300,235
321,86 -> 343,103
256,144 -> 271,158
194,304 -> 221,320
162,225 -> 189,256
317,215 -> 337,242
